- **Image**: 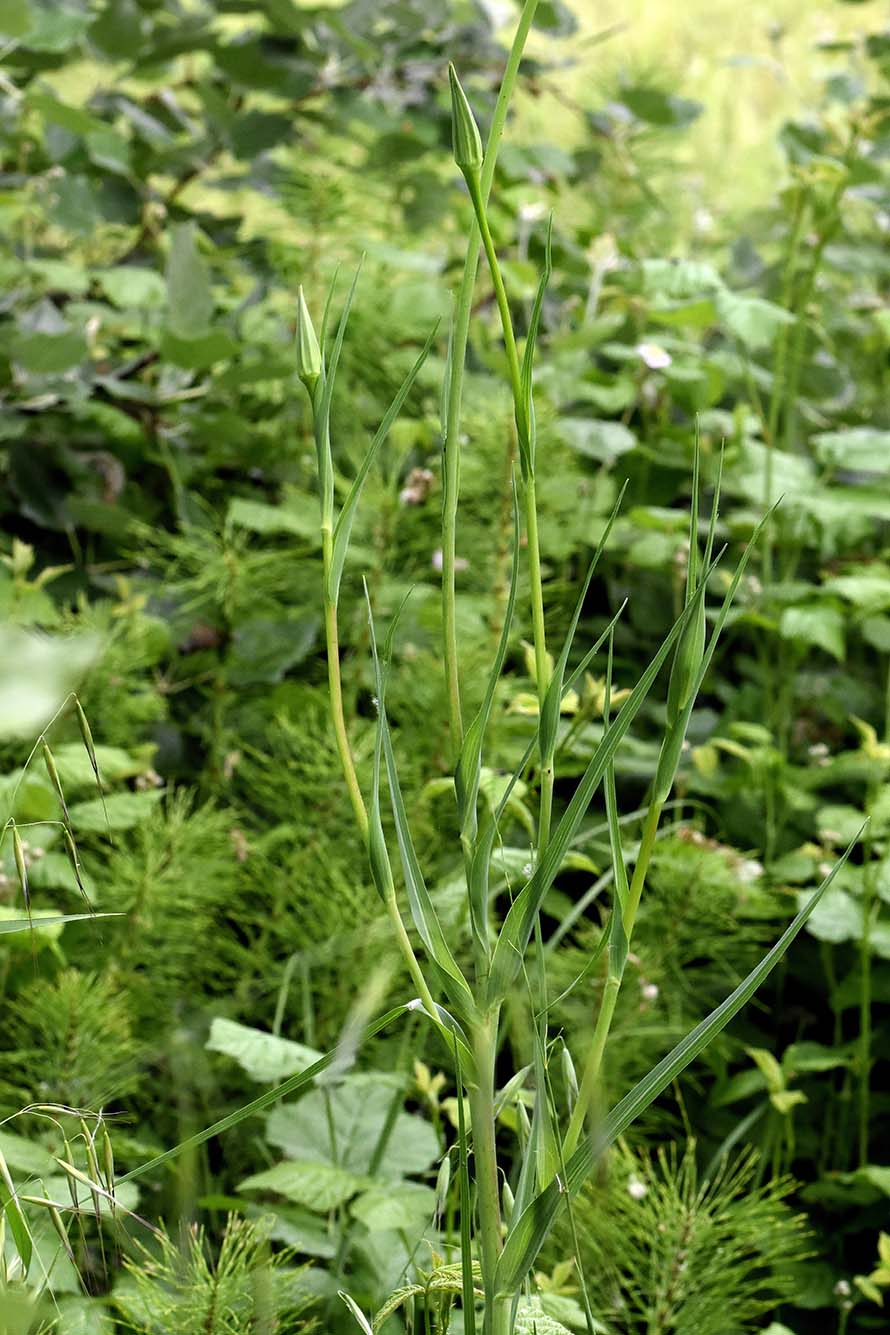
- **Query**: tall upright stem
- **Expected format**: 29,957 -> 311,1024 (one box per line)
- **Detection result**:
322,527 -> 368,841
525,476 -> 552,851
441,0 -> 542,758
563,797 -> 663,1155
469,1011 -> 504,1335
321,529 -> 435,1015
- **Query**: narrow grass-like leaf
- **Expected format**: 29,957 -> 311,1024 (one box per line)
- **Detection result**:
318,263 -> 362,435
493,839 -> 856,1294
456,479 -> 520,859
62,827 -> 92,910
328,322 -> 439,606
119,1005 -> 412,1186
486,563 -> 718,1003
538,485 -> 626,765
0,1150 -> 31,1277
537,932 -> 608,1018
365,586 -> 475,1016
654,499 -> 771,805
0,913 -> 118,935
468,605 -> 626,962
340,1291 -> 374,1335
516,215 -> 552,475
319,262 -> 342,354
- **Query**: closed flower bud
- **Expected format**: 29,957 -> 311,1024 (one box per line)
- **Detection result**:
665,594 -> 705,729
448,64 -> 483,177
296,286 -> 322,391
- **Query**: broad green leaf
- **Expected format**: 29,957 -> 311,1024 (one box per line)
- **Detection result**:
206,1018 -> 321,1083
716,290 -> 795,350
813,427 -> 890,474
165,222 -> 214,338
68,789 -> 163,832
350,1182 -> 435,1233
227,496 -> 320,543
119,1005 -> 411,1185
239,1159 -> 362,1211
160,328 -> 236,370
266,1073 -> 438,1179
0,1132 -> 56,1179
13,329 -> 88,374
0,0 -> 32,36
95,266 -> 167,309
779,604 -> 845,660
797,885 -> 862,944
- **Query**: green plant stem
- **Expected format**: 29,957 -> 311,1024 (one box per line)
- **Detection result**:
441,0 -> 541,758
469,1012 -> 504,1335
466,176 -> 553,859
468,178 -> 523,406
322,530 -> 369,840
563,797 -> 663,1154
525,476 -> 553,852
385,884 -> 438,1017
321,529 -> 436,1016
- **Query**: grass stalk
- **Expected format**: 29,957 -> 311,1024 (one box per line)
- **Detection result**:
441,0 -> 542,757
322,530 -> 368,841
467,1012 -> 504,1334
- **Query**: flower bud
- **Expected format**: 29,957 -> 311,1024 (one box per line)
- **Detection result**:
448,63 -> 483,177
296,286 -> 322,391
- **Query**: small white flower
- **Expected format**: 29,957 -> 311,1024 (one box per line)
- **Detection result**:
736,859 -> 763,885
519,201 -> 547,225
627,1175 -> 648,1200
432,549 -> 468,573
818,861 -> 833,879
808,742 -> 829,758
636,342 -> 672,370
834,1280 -> 851,1298
693,207 -> 714,233
641,982 -> 659,1003
522,862 -> 533,879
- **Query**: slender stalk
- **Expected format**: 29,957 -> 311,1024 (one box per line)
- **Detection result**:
384,885 -> 438,1018
563,797 -> 662,1154
441,0 -> 542,757
465,175 -> 553,856
525,476 -> 553,852
322,530 -> 369,839
321,490 -> 435,1017
468,1012 -> 504,1335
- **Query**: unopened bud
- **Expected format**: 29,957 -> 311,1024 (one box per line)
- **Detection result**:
296,286 -> 322,391
448,64 -> 483,177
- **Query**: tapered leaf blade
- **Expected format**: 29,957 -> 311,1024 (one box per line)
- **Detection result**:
493,842 -> 856,1294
